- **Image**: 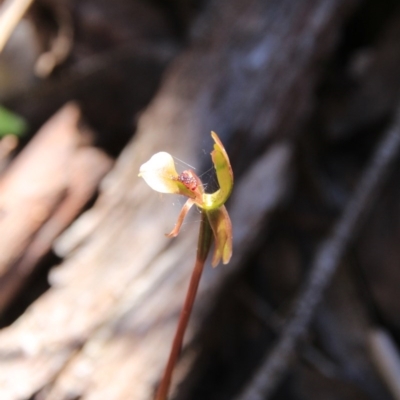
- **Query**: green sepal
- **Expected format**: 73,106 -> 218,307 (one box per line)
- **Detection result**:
202,131 -> 233,210
206,205 -> 232,267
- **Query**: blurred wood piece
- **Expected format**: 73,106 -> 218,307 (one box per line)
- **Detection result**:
0,0 -> 35,52
369,328 -> 400,400
0,103 -> 112,314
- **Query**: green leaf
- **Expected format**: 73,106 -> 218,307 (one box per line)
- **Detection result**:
0,106 -> 27,137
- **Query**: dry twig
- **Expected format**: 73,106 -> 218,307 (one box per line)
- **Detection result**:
368,328 -> 400,400
236,107 -> 400,400
0,0 -> 35,53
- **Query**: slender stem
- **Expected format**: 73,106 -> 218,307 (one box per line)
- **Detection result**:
155,211 -> 213,400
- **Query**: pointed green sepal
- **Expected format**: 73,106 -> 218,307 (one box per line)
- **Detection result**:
202,131 -> 234,210
206,205 -> 233,267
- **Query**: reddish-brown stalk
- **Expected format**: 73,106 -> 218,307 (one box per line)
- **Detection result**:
155,211 -> 213,400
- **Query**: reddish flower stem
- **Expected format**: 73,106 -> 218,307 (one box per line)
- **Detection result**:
155,211 -> 212,400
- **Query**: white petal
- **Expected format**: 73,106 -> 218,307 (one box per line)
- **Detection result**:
139,152 -> 180,193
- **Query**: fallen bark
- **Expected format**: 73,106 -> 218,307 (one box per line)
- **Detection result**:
0,103 -> 112,314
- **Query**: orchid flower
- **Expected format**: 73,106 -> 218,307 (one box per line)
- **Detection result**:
139,131 -> 233,266
139,131 -> 233,400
